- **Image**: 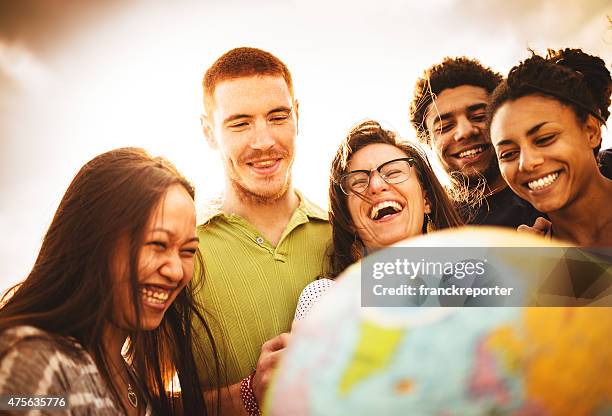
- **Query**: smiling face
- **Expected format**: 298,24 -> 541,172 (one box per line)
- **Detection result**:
346,143 -> 431,250
111,184 -> 199,331
204,75 -> 297,203
490,95 -> 602,214
425,85 -> 498,181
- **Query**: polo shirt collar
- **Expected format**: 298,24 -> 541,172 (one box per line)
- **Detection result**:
201,189 -> 328,223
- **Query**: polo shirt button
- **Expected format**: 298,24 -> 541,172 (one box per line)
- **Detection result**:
256,237 -> 264,245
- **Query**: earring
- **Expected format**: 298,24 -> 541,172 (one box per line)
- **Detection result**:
426,213 -> 435,234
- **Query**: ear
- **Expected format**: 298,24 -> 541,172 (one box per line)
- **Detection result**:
200,114 -> 218,150
423,192 -> 432,214
584,114 -> 602,150
294,99 -> 300,133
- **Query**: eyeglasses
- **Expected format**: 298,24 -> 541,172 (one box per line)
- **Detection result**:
338,157 -> 416,195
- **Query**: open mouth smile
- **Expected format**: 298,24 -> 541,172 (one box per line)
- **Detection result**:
451,145 -> 488,160
140,285 -> 172,309
246,158 -> 281,174
369,200 -> 404,221
524,171 -> 561,191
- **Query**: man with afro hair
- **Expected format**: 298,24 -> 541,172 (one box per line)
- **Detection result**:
410,57 -> 542,228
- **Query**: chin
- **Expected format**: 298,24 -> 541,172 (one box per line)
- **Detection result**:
254,182 -> 290,200
529,199 -> 564,215
378,233 -> 411,247
141,318 -> 164,331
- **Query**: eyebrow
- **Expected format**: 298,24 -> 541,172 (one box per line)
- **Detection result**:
222,106 -> 293,125
494,121 -> 551,148
150,228 -> 199,244
526,121 -> 549,136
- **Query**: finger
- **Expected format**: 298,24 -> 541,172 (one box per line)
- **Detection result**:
261,332 -> 291,352
258,348 -> 286,371
533,217 -> 552,231
517,224 -> 536,234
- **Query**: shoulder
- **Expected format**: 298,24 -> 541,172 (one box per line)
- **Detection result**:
0,325 -> 74,355
295,279 -> 335,321
295,190 -> 329,222
599,147 -> 612,179
0,326 -> 89,395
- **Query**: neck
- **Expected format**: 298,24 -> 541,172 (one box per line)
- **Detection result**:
223,183 -> 300,246
223,184 -> 299,219
548,174 -> 612,246
102,323 -> 129,374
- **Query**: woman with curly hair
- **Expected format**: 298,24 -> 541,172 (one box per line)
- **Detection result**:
488,49 -> 612,246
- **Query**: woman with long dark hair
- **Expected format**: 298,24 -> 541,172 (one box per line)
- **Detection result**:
488,49 -> 612,246
0,147 -> 219,415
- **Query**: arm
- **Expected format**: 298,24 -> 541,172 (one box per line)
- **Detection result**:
204,332 -> 291,415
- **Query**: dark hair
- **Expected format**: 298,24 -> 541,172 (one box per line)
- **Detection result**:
410,57 -> 502,143
0,147 -> 219,415
488,48 -> 611,157
203,47 -> 294,115
328,120 -> 464,277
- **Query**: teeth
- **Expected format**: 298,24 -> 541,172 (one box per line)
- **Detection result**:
370,201 -> 402,220
139,286 -> 170,304
457,147 -> 484,158
251,160 -> 276,168
527,172 -> 560,190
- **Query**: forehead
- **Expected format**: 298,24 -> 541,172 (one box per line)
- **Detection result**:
211,75 -> 292,120
348,143 -> 408,171
147,185 -> 195,230
490,95 -> 572,144
425,85 -> 489,123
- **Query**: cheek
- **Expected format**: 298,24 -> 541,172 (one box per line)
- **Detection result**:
137,250 -> 157,280
219,135 -> 245,160
346,198 -> 364,226
182,259 -> 195,284
498,161 -> 517,182
432,137 -> 445,154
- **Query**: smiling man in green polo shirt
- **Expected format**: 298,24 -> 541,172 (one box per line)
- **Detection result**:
197,47 -> 331,414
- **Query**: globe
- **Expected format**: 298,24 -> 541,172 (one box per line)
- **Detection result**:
266,227 -> 612,416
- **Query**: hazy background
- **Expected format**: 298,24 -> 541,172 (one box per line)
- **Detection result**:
1,0 -> 611,292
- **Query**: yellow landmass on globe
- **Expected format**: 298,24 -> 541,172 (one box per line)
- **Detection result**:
484,308 -> 612,416
523,308 -> 612,415
485,324 -> 527,375
338,321 -> 404,396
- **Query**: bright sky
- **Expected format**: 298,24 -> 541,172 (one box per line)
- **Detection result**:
1,0 -> 611,292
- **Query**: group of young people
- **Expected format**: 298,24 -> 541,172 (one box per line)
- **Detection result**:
0,45 -> 610,415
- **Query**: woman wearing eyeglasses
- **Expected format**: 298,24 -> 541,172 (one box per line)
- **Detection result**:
327,120 -> 463,277
294,121 -> 463,320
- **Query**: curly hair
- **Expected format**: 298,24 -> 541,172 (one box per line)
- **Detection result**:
410,57 -> 502,144
327,120 -> 464,277
203,47 -> 294,115
487,48 -> 611,157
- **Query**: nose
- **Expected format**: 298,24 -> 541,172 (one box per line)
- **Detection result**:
518,148 -> 544,172
454,117 -> 479,142
160,252 -> 184,283
367,170 -> 389,194
250,120 -> 276,151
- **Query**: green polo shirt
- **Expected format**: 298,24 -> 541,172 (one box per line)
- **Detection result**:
194,191 -> 331,386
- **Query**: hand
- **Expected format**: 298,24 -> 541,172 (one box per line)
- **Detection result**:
252,332 -> 291,406
517,217 -> 552,238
